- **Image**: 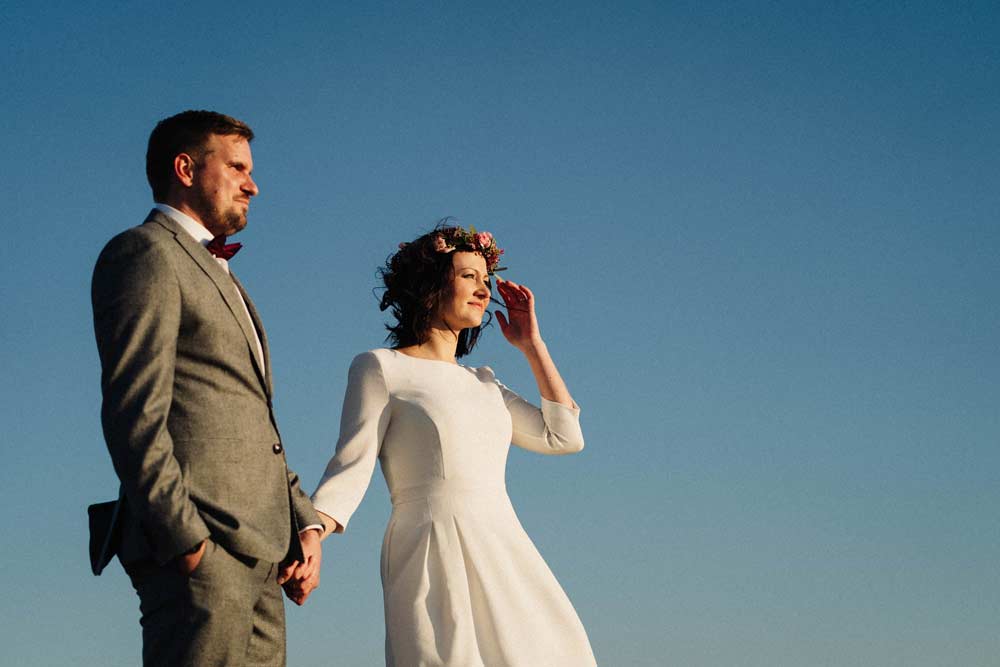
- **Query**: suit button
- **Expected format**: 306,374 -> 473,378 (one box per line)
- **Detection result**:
272,443 -> 283,455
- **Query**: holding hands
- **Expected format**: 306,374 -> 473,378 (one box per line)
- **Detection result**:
278,528 -> 323,605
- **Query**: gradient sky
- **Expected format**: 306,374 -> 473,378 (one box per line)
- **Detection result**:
3,2 -> 999,665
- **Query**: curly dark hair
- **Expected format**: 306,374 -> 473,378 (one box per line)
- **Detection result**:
379,222 -> 494,358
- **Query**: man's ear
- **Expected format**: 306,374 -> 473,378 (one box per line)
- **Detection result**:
173,153 -> 196,188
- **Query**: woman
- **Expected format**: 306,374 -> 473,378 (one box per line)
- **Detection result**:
310,224 -> 596,666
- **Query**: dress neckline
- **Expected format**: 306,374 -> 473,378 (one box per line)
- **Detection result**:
389,348 -> 467,368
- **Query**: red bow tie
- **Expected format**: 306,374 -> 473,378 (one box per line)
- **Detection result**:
206,235 -> 242,260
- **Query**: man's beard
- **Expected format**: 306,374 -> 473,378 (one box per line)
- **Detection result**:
218,208 -> 248,236
193,192 -> 247,237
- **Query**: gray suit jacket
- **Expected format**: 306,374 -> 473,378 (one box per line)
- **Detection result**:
92,209 -> 321,566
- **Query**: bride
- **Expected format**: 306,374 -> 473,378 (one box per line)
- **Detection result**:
305,223 -> 595,666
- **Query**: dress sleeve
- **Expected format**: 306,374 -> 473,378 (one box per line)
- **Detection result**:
496,377 -> 585,456
311,351 -> 390,532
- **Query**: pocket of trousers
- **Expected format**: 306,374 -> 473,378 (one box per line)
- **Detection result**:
188,539 -> 218,579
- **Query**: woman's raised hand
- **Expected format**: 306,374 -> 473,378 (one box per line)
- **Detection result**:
495,277 -> 574,407
495,278 -> 542,352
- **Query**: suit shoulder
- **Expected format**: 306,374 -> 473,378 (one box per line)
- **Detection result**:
98,218 -> 173,257
93,221 -> 179,293
96,209 -> 183,265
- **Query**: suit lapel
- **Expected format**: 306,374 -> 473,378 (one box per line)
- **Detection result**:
231,272 -> 273,397
146,211 -> 270,394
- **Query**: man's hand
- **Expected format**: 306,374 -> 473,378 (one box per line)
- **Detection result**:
282,573 -> 320,606
174,540 -> 207,576
278,529 -> 323,605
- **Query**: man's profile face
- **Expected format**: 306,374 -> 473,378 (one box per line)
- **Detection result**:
188,134 -> 258,237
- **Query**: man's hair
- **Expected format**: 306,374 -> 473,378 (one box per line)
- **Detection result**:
379,222 -> 495,358
146,110 -> 254,201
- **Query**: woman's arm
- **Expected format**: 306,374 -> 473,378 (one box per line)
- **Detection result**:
311,352 -> 391,532
317,510 -> 341,539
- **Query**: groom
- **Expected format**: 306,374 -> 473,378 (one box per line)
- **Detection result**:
92,110 -> 323,666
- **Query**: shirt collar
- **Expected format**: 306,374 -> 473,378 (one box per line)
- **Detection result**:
154,203 -> 215,246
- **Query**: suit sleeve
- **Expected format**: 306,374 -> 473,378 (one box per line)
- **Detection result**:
287,468 -> 323,531
92,233 -> 209,564
311,352 -> 390,532
495,375 -> 585,455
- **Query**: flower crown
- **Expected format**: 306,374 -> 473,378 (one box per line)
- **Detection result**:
401,225 -> 506,274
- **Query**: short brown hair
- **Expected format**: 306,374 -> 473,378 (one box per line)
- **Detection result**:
379,222 -> 494,358
145,110 -> 254,201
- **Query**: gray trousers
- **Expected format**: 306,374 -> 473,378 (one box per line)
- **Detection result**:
126,539 -> 285,667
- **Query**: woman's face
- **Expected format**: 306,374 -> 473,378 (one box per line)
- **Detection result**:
436,251 -> 491,331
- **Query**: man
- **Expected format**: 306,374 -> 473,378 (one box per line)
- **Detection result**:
92,110 -> 323,666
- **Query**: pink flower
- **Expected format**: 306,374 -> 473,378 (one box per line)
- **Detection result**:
433,235 -> 453,253
475,231 -> 493,248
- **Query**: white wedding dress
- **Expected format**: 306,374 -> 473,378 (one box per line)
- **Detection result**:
313,348 -> 596,667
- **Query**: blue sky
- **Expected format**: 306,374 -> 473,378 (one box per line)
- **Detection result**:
2,2 -> 999,665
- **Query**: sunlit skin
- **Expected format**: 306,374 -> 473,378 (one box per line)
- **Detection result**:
169,133 -> 259,237
435,252 -> 493,333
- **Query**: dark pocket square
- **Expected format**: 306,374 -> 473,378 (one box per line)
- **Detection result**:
88,497 -> 123,576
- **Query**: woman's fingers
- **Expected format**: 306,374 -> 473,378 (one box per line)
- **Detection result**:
495,310 -> 509,332
497,280 -> 515,301
512,283 -> 532,304
497,280 -> 531,311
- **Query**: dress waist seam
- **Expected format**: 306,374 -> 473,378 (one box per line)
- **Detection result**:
390,482 -> 506,506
